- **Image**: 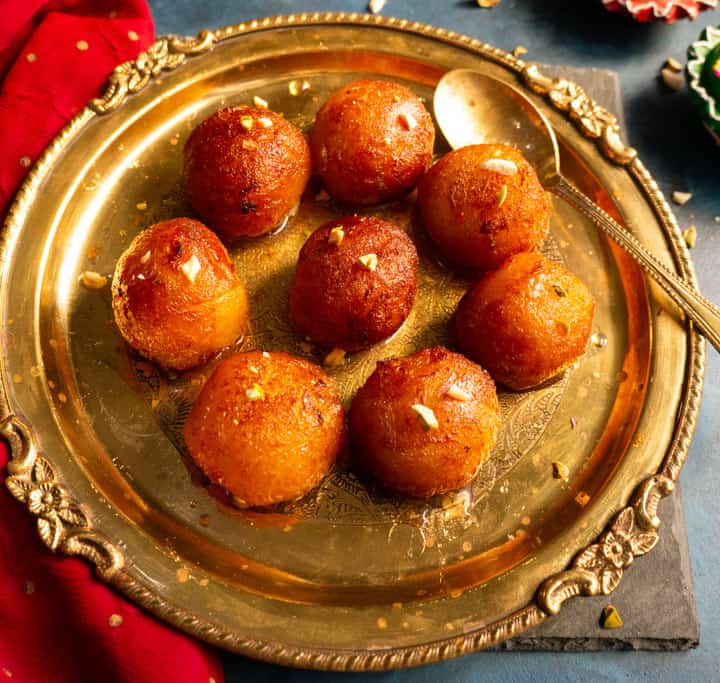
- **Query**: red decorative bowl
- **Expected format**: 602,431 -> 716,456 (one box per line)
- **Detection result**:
602,0 -> 717,23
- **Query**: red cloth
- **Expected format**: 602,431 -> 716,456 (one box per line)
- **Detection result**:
0,3 -> 224,682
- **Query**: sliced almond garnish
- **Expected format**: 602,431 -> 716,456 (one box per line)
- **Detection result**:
480,158 -> 518,175
446,384 -> 471,402
411,404 -> 439,431
357,253 -> 378,271
328,226 -> 345,246
180,254 -> 201,283
399,112 -> 417,130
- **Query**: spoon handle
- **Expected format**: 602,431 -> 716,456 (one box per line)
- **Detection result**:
548,174 -> 720,352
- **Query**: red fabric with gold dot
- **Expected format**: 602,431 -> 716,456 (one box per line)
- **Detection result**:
0,3 -> 224,682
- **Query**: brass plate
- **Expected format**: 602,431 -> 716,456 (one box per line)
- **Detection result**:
0,14 -> 704,671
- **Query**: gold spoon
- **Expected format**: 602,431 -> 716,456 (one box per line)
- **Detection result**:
433,69 -> 720,352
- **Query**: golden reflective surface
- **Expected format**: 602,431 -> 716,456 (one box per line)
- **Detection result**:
0,17 -> 697,664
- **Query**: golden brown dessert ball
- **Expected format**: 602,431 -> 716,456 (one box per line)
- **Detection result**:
183,351 -> 346,507
454,252 -> 595,391
349,347 -> 500,498
289,215 -> 418,351
183,106 -> 311,240
310,79 -> 435,204
111,218 -> 248,371
418,144 -> 551,271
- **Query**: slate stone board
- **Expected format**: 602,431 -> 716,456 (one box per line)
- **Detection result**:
500,66 -> 700,651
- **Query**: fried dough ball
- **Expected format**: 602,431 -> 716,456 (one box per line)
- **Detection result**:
310,79 -> 434,204
289,216 -> 418,351
111,218 -> 248,371
184,106 -> 311,240
454,252 -> 595,390
183,351 -> 346,507
418,144 -> 551,271
349,347 -> 500,498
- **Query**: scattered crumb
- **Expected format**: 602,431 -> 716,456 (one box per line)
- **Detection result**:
392,602 -> 403,609
575,491 -> 591,507
513,45 -> 528,57
108,613 -> 123,627
521,515 -> 531,526
57,392 -> 67,404
660,67 -> 684,91
672,191 -> 692,205
19,156 -> 31,168
376,616 -> 388,629
601,605 -> 623,629
570,416 -> 578,429
23,580 -> 35,595
253,95 -> 269,109
315,189 -> 330,201
135,201 -> 147,210
176,567 -> 190,583
323,348 -> 346,367
552,461 -> 569,481
477,0 -> 501,6
682,225 -> 697,249
199,578 -> 209,587
449,589 -> 463,598
79,270 -> 107,290
462,541 -> 472,553
76,40 -> 89,52
12,374 -> 22,384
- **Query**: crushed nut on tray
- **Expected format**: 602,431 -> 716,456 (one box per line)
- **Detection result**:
323,348 -> 346,367
79,271 -> 107,290
672,190 -> 692,205
682,225 -> 697,249
552,461 -> 569,481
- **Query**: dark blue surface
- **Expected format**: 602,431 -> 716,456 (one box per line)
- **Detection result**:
148,2 -> 720,680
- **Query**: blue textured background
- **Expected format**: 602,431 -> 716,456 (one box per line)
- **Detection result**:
148,2 -> 720,680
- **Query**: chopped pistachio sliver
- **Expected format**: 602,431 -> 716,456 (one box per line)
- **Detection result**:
324,347 -> 346,367
79,271 -> 107,290
180,254 -> 201,283
239,115 -> 254,130
551,461 -> 569,481
258,117 -> 273,128
252,95 -> 269,109
665,56 -> 682,72
412,404 -> 439,431
496,184 -> 508,206
399,112 -> 418,131
328,226 -> 345,246
245,383 -> 265,401
601,605 -> 623,629
672,190 -> 692,205
446,384 -> 472,402
682,225 -> 697,249
357,253 -> 378,271
480,158 -> 518,176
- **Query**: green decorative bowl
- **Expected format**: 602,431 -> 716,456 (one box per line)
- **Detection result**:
687,25 -> 720,144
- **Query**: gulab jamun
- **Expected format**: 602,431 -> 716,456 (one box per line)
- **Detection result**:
289,215 -> 418,351
418,144 -> 551,271
454,252 -> 595,390
111,218 -> 248,371
184,106 -> 311,240
349,347 -> 500,498
183,351 -> 346,507
310,79 -> 434,204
